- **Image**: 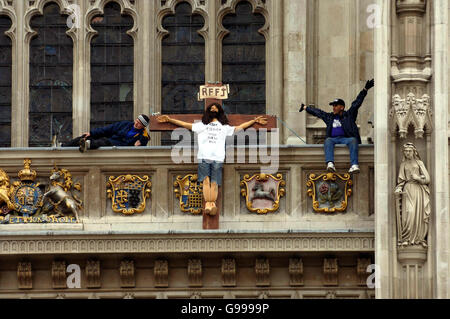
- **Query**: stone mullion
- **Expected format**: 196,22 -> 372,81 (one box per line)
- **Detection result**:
206,0 -> 217,82
72,0 -> 89,137
12,0 -> 27,147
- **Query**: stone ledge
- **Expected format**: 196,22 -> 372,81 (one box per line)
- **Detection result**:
0,232 -> 374,255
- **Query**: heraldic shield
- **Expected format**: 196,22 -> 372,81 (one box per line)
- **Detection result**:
107,175 -> 152,215
240,173 -> 286,214
173,174 -> 203,215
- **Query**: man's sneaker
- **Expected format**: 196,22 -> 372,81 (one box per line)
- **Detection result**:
327,162 -> 336,172
79,138 -> 89,153
348,164 -> 360,174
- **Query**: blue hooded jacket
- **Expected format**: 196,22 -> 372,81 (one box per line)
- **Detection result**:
305,89 -> 368,144
90,121 -> 150,146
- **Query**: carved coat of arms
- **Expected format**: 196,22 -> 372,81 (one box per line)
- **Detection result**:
307,172 -> 352,213
11,159 -> 44,216
173,174 -> 203,214
240,173 -> 285,214
107,175 -> 151,215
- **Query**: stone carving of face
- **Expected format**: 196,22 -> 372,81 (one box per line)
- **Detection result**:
403,147 -> 414,160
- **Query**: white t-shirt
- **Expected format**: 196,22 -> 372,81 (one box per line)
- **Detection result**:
192,121 -> 235,162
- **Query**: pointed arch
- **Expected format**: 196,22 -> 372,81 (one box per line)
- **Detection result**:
27,1 -> 75,146
87,0 -> 137,129
218,0 -> 268,115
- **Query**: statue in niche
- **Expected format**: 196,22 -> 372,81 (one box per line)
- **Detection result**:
394,143 -> 430,248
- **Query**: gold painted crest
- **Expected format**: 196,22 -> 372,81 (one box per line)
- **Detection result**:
306,172 -> 353,213
107,175 -> 151,215
173,174 -> 203,214
240,173 -> 286,214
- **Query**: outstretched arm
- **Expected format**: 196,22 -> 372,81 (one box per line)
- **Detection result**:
299,103 -> 328,121
348,79 -> 374,117
234,116 -> 268,133
158,115 -> 192,130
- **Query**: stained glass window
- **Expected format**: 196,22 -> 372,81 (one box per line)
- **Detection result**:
222,1 -> 266,115
0,15 -> 11,147
161,1 -> 205,145
29,2 -> 73,147
90,1 -> 134,131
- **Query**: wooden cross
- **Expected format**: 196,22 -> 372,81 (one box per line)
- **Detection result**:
150,83 -> 277,229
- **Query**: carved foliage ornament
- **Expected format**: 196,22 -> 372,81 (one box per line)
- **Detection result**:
307,173 -> 352,213
107,175 -> 151,215
174,174 -> 203,214
240,173 -> 285,214
390,93 -> 432,138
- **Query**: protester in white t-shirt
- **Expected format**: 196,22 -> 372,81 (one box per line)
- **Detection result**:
158,104 -> 267,215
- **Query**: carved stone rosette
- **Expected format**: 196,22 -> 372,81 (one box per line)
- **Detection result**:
17,261 -> 32,289
240,173 -> 285,214
119,259 -> 135,288
255,258 -> 270,287
307,173 -> 352,213
289,258 -> 304,286
323,258 -> 338,286
188,259 -> 202,287
154,259 -> 169,288
86,259 -> 101,288
221,258 -> 236,287
51,260 -> 67,289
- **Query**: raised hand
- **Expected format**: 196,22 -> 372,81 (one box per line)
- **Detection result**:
365,79 -> 374,90
255,116 -> 268,125
157,115 -> 170,123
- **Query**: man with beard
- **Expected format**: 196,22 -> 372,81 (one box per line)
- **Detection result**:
158,104 -> 267,215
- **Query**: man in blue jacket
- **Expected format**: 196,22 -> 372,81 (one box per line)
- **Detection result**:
62,114 -> 150,152
299,79 -> 374,174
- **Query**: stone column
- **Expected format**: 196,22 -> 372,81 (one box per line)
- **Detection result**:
431,0 -> 449,299
11,0 -> 27,146
283,0 -> 307,145
72,0 -> 89,136
374,0 -> 393,299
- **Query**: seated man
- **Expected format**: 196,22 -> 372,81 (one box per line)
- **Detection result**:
62,114 -> 150,152
299,79 -> 374,174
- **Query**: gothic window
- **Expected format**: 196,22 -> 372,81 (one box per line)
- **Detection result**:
29,3 -> 73,147
161,1 -> 205,145
222,1 -> 266,115
90,1 -> 134,131
0,15 -> 11,147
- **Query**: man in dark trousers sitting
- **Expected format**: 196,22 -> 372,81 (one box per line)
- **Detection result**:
299,79 -> 374,174
62,114 -> 150,152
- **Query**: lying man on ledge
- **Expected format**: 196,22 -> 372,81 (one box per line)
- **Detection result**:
62,114 -> 150,153
299,79 -> 374,174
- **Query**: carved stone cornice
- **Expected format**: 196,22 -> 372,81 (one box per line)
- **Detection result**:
289,258 -> 304,286
0,233 -> 375,255
154,259 -> 169,288
86,259 -> 101,288
51,260 -> 67,289
221,258 -> 236,287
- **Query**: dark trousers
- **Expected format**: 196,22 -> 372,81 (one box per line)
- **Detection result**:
61,136 -> 113,149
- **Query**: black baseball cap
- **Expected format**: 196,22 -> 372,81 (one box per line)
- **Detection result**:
329,98 -> 345,107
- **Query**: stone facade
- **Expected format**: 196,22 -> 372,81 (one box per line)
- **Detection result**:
0,0 -> 447,299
